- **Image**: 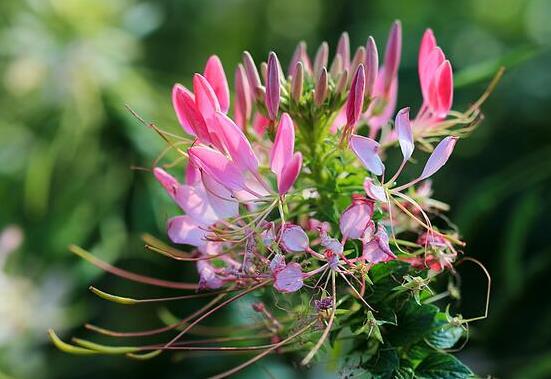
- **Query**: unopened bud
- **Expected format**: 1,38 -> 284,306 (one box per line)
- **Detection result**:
365,36 -> 379,98
314,67 -> 328,106
291,61 -> 304,102
314,41 -> 329,78
266,52 -> 281,120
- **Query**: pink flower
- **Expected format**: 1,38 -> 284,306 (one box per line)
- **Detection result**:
339,195 -> 375,240
363,178 -> 387,202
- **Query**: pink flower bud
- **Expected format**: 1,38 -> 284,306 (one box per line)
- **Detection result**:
291,61 -> 304,102
243,51 -> 262,96
234,64 -> 251,129
336,32 -> 350,70
382,20 -> 402,94
288,41 -> 312,77
365,36 -> 378,98
314,41 -> 329,78
266,52 -> 281,120
346,64 -> 366,127
314,67 -> 328,106
350,46 -> 366,85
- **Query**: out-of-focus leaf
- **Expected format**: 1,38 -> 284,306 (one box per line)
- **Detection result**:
415,352 -> 473,379
454,45 -> 539,88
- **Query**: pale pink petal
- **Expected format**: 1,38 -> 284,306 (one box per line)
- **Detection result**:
339,198 -> 375,240
350,134 -> 385,175
363,177 -> 387,202
395,107 -> 414,162
153,167 -> 179,200
277,152 -> 302,194
273,263 -> 303,293
269,254 -> 286,273
204,55 -> 230,113
215,112 -> 259,173
185,160 -> 201,186
365,69 -> 398,134
382,20 -> 402,94
270,113 -> 294,176
189,146 -> 244,191
197,260 -> 224,289
266,52 -> 281,120
201,171 -> 239,219
167,215 -> 207,247
362,227 -> 396,263
175,184 -> 219,225
419,136 -> 458,180
346,64 -> 366,127
281,224 -> 309,253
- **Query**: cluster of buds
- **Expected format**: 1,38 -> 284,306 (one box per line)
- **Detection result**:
51,20 -> 499,378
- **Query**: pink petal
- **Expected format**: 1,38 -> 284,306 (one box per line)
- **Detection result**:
252,112 -> 270,137
382,20 -> 402,94
270,113 -> 294,177
266,52 -> 281,120
350,134 -> 385,175
281,224 -> 309,253
215,112 -> 259,173
204,55 -> 230,113
346,64 -> 366,127
197,260 -> 224,289
185,160 -> 201,186
362,228 -> 396,263
422,47 -> 445,104
167,215 -> 207,247
201,171 -> 239,219
273,262 -> 303,293
339,198 -> 375,240
172,84 -> 210,143
363,177 -> 387,202
153,167 -> 179,200
395,107 -> 414,162
269,254 -> 286,273
175,184 -> 219,225
365,68 -> 398,134
171,84 -> 195,136
419,136 -> 458,180
430,60 -> 453,118
277,152 -> 302,195
234,64 -> 251,129
418,29 -> 437,91
313,41 -> 329,78
365,36 -> 379,98
189,146 -> 244,191
193,73 -> 220,121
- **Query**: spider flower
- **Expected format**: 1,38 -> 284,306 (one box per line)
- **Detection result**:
56,20 -> 499,379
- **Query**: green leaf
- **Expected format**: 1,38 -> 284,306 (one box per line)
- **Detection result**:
395,366 -> 415,379
366,348 -> 400,379
416,352 -> 473,379
387,300 -> 438,346
353,311 -> 384,344
426,313 -> 464,349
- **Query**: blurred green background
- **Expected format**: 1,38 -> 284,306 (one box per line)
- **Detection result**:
0,0 -> 550,378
